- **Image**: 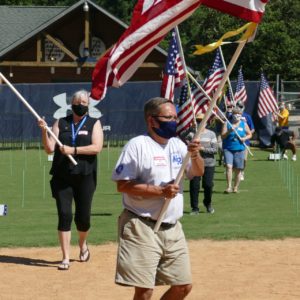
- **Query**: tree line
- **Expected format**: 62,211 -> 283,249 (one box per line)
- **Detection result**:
2,0 -> 299,81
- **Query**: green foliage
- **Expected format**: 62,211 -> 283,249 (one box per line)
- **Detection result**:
96,0 -> 135,24
0,147 -> 300,248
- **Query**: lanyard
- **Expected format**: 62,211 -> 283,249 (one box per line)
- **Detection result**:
71,116 -> 87,146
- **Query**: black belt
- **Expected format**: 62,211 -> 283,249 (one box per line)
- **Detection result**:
125,209 -> 176,229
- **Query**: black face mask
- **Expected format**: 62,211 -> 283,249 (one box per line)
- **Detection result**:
72,104 -> 88,116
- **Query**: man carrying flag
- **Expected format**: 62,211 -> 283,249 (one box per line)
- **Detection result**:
112,97 -> 204,299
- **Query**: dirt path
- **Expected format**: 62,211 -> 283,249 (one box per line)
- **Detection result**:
1,239 -> 300,300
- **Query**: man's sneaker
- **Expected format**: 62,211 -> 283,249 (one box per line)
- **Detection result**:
292,155 -> 297,161
206,205 -> 215,214
283,153 -> 288,160
240,171 -> 244,181
190,210 -> 199,215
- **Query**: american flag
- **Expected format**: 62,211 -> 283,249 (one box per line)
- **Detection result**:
177,49 -> 226,133
203,49 -> 225,96
191,84 -> 210,115
234,67 -> 247,104
257,72 -> 278,118
224,84 -> 235,106
176,82 -> 195,135
177,81 -> 213,135
91,0 -> 202,100
202,0 -> 269,23
188,50 -> 226,117
160,29 -> 185,101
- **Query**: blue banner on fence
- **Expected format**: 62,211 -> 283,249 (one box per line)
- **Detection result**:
0,81 -> 272,146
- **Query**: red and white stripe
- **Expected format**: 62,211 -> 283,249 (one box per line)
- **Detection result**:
258,73 -> 278,118
176,100 -> 194,134
161,75 -> 176,100
202,0 -> 269,23
235,87 -> 247,104
91,0 -> 202,100
203,69 -> 224,96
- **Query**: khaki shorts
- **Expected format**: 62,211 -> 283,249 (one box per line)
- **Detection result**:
115,209 -> 192,288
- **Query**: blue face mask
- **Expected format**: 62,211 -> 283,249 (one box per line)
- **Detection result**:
152,120 -> 177,139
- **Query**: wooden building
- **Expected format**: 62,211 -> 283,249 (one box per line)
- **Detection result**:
0,0 -> 168,83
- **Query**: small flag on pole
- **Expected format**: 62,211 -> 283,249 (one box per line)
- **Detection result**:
257,72 -> 278,118
224,85 -> 235,106
160,29 -> 185,101
203,49 -> 225,96
176,82 -> 195,135
234,66 -> 247,104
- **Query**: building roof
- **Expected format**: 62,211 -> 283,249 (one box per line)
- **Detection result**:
0,6 -> 65,57
0,0 -> 167,58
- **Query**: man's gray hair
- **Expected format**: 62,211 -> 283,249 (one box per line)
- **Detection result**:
144,97 -> 173,120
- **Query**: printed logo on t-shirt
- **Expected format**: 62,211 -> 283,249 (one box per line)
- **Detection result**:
153,156 -> 167,166
115,164 -> 124,174
172,154 -> 182,166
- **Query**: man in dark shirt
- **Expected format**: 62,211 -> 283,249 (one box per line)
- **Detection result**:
270,127 -> 297,161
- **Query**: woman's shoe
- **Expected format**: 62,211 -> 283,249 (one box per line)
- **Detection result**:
58,261 -> 70,270
79,246 -> 90,262
224,188 -> 232,194
233,187 -> 239,193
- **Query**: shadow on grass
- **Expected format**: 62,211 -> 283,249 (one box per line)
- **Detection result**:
0,255 -> 69,268
214,178 -> 226,182
183,210 -> 206,215
91,213 -> 112,216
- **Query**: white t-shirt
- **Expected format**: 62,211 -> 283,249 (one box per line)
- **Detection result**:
112,135 -> 191,223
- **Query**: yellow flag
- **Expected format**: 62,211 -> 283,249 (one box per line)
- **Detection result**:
193,22 -> 258,55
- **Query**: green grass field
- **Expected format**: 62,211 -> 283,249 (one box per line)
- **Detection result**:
0,147 -> 299,247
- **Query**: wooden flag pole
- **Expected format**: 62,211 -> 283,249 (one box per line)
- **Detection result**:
154,40 -> 247,232
218,45 -> 235,105
0,72 -> 77,166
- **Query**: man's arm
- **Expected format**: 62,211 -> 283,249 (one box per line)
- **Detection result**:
116,180 -> 179,200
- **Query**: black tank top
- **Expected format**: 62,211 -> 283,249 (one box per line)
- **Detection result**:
50,115 -> 98,177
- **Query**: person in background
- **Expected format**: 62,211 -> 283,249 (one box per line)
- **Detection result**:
221,107 -> 252,193
189,113 -> 218,215
270,126 -> 297,161
278,101 -> 289,129
225,103 -> 234,119
236,101 -> 255,181
38,90 -> 103,270
217,103 -> 234,166
112,97 -> 204,300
